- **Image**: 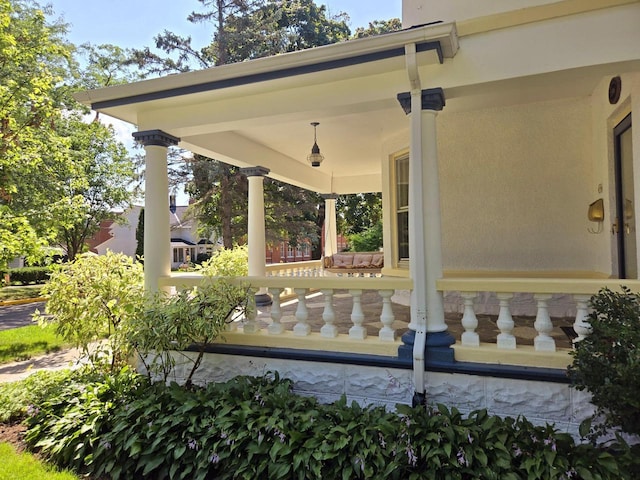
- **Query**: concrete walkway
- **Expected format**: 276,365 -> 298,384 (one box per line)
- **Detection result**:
0,346 -> 84,383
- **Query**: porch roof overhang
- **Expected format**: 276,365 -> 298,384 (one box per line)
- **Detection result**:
74,22 -> 459,194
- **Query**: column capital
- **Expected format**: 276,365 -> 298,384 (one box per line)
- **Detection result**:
397,88 -> 446,115
240,166 -> 270,177
321,193 -> 339,200
133,129 -> 180,147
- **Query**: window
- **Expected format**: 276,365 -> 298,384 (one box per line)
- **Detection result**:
173,248 -> 184,263
395,154 -> 410,262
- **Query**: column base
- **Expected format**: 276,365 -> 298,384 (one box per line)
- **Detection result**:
398,329 -> 455,365
412,390 -> 426,407
254,293 -> 272,307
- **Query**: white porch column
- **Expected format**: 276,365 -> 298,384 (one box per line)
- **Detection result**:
133,130 -> 179,293
240,166 -> 271,306
321,193 -> 339,258
397,88 -> 453,404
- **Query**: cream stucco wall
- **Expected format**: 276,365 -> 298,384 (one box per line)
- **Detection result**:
381,95 -> 622,274
402,0 -> 560,27
437,97 -> 595,272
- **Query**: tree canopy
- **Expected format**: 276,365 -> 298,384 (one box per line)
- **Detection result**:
0,0 -> 137,266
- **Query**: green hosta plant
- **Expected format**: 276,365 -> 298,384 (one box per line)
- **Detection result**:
128,279 -> 252,386
34,251 -> 144,372
24,372 -> 636,480
568,286 -> 640,440
24,367 -> 145,475
0,369 -> 75,422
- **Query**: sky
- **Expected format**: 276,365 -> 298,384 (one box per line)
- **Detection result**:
48,0 -> 402,52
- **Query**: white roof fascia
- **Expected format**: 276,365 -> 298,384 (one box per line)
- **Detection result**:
73,22 -> 458,108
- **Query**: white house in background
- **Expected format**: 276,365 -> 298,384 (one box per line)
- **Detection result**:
75,0 -> 640,432
91,205 -> 218,269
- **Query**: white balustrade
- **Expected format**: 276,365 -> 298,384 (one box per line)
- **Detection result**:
496,293 -> 516,349
460,291 -> 479,347
160,270 -> 640,368
431,277 -> 640,357
348,289 -> 367,340
268,287 -> 285,334
320,289 -> 338,338
533,294 -> 555,351
242,292 -> 260,334
573,294 -> 592,342
266,260 -> 324,278
292,288 -> 311,336
378,289 -> 396,341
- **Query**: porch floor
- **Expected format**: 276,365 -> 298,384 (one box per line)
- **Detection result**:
253,290 -> 575,350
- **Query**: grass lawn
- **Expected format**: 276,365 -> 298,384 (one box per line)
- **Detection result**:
0,286 -> 44,303
0,325 -> 67,364
0,443 -> 79,480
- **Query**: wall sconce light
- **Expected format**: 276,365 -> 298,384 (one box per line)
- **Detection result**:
587,198 -> 604,234
307,122 -> 324,167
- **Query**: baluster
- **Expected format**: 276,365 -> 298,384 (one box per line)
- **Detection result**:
460,291 -> 479,347
573,294 -> 592,343
378,289 -> 396,341
320,289 -> 338,337
268,287 -> 285,334
242,291 -> 260,334
293,288 -> 311,336
533,294 -> 556,351
496,293 -> 516,349
348,289 -> 367,339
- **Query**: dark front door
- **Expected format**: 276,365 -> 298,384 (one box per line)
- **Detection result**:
613,113 -> 636,278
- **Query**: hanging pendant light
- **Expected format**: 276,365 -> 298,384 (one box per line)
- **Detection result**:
307,122 -> 324,167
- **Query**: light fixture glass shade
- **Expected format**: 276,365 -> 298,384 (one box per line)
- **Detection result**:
307,122 -> 324,167
307,142 -> 324,167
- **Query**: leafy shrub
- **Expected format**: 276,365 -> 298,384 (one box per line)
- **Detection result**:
568,287 -> 640,439
196,245 -> 248,276
3,266 -> 52,285
23,372 -> 638,480
33,251 -> 144,372
128,279 -> 252,386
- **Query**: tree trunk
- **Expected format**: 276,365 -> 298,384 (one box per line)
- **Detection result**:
220,167 -> 233,248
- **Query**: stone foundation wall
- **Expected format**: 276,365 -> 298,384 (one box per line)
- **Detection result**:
157,352 -> 594,438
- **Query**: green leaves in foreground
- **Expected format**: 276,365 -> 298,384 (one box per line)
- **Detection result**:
22,370 -> 640,480
568,287 -> 640,439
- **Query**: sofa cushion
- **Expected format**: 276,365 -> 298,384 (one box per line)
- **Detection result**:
332,254 -> 354,266
353,254 -> 373,267
371,254 -> 384,267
